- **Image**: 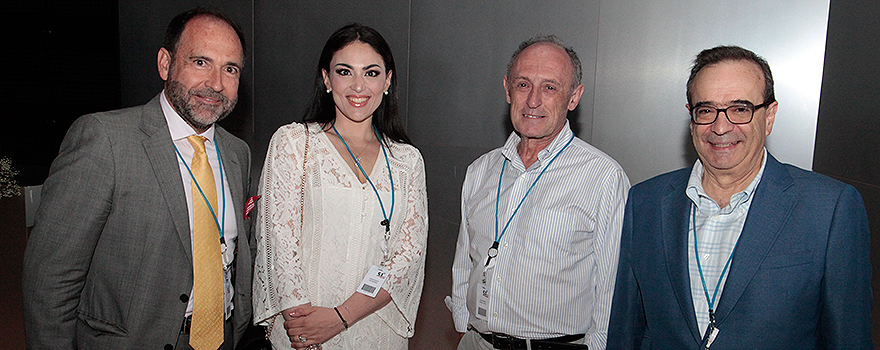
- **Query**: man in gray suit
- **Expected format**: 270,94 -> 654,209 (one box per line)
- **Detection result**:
22,8 -> 252,350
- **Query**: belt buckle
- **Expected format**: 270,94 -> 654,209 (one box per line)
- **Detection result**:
492,333 -> 525,350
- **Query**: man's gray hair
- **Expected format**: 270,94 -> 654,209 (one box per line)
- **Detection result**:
506,35 -> 583,94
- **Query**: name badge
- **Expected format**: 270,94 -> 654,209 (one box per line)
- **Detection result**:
356,265 -> 388,298
221,241 -> 234,319
475,265 -> 493,320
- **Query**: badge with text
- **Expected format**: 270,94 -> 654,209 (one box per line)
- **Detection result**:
704,326 -> 719,349
356,265 -> 389,298
703,311 -> 720,349
475,266 -> 493,320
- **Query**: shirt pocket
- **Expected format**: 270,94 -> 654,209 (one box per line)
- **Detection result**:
525,209 -> 595,259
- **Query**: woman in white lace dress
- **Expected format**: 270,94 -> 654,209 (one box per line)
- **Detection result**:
253,24 -> 428,350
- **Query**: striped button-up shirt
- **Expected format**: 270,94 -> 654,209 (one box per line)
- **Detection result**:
685,149 -> 767,336
448,122 -> 630,350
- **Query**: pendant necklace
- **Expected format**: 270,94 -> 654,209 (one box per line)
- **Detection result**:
352,140 -> 370,162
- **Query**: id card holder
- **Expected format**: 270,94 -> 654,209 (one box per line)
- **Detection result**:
356,265 -> 388,298
475,264 -> 493,320
704,326 -> 719,349
221,242 -> 234,318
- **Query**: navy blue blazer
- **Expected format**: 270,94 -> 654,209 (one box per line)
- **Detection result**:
607,154 -> 872,350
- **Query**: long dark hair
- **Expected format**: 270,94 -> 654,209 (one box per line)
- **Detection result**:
302,23 -> 411,145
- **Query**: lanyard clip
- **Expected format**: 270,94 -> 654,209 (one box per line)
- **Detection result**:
485,241 -> 499,267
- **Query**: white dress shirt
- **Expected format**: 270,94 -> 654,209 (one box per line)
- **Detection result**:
448,121 -> 630,350
160,91 -> 237,320
685,149 -> 767,336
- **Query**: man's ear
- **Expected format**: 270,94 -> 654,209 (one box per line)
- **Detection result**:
567,84 -> 585,111
503,76 -> 511,104
158,48 -> 171,81
763,101 -> 779,136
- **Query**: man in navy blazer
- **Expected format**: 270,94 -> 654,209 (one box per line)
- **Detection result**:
607,46 -> 872,349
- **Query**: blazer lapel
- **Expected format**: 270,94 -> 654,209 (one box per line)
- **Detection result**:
140,95 -> 193,259
713,154 -> 795,327
214,128 -> 244,234
661,171 -> 704,344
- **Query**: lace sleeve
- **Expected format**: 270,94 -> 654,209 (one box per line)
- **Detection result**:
375,146 -> 429,337
252,124 -> 312,325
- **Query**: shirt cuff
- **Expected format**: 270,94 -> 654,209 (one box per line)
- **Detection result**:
445,295 -> 469,333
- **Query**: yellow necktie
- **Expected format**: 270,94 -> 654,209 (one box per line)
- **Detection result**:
187,135 -> 224,350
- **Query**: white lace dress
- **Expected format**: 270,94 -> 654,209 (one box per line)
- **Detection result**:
253,123 -> 428,350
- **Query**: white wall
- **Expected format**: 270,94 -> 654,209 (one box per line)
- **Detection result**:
592,0 -> 830,183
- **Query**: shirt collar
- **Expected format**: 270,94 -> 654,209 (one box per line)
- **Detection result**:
501,120 -> 574,170
686,148 -> 768,213
160,89 -> 216,142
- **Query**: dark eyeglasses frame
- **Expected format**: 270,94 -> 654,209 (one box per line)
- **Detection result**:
689,100 -> 774,125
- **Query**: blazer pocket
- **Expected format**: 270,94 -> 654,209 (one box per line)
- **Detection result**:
77,313 -> 128,336
759,250 -> 813,269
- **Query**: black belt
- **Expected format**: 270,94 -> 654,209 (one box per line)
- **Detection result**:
478,331 -> 587,350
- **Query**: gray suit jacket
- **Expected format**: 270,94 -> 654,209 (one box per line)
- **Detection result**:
22,94 -> 254,349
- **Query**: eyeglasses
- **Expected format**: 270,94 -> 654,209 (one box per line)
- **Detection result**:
689,100 -> 773,125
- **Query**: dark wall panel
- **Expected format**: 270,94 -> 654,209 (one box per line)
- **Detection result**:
814,0 -> 880,184
251,1 -> 411,179
814,0 -> 880,343
118,0 -> 255,142
3,1 -> 120,186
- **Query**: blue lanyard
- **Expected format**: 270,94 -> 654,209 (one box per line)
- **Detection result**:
332,123 -> 394,233
692,203 -> 739,321
174,138 -> 226,240
488,134 -> 574,263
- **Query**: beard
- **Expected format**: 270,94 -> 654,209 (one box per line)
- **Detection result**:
165,79 -> 237,132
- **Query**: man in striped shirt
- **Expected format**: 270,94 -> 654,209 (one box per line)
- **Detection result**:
447,35 -> 630,350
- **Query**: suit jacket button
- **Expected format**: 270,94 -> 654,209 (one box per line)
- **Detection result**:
164,344 -> 173,350
179,294 -> 189,303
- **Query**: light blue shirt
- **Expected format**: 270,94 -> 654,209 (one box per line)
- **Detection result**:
685,149 -> 767,336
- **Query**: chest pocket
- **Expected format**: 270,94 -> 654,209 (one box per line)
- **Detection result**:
759,250 -> 813,269
522,209 -> 595,260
